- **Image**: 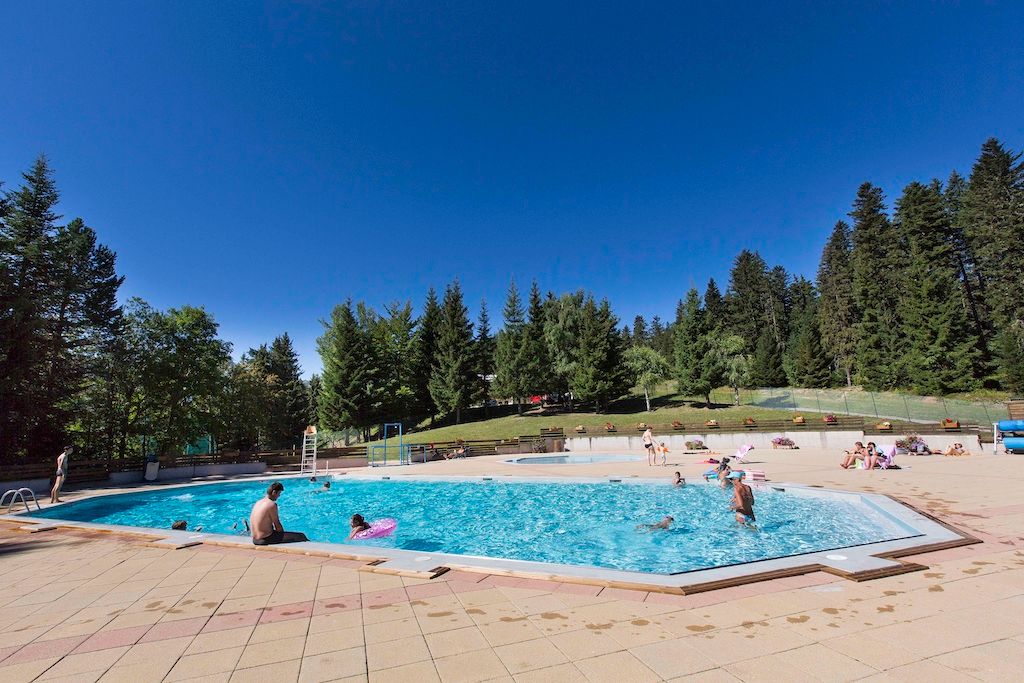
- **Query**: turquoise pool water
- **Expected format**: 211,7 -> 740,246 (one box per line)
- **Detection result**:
29,477 -> 912,574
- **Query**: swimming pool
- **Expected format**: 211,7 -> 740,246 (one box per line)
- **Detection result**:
504,454 -> 645,464
28,476 -> 916,575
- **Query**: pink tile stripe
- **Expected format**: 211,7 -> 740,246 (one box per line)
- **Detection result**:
440,570 -> 486,584
405,582 -> 453,600
258,601 -> 314,624
598,587 -> 650,602
74,625 -> 151,653
202,608 -> 263,633
0,644 -> 21,664
552,582 -> 603,596
3,635 -> 88,665
361,588 -> 408,608
138,616 -> 209,643
314,596 -> 362,615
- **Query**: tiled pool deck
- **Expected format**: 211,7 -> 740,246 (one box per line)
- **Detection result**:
1,447 -> 1022,682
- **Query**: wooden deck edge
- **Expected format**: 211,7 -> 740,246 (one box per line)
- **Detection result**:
361,563 -> 450,579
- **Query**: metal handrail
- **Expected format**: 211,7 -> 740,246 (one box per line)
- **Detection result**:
1,487 -> 41,514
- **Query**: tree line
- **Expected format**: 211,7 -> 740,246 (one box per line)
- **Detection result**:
0,157 -> 313,464
3,137 -> 1021,462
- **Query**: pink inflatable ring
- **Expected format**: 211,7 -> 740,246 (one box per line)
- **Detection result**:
353,518 -> 397,540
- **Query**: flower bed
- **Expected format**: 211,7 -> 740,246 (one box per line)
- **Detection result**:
772,436 -> 795,447
685,439 -> 706,450
896,434 -> 928,452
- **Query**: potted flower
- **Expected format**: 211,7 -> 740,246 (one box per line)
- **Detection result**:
941,418 -> 960,430
772,436 -> 795,449
705,419 -> 719,428
792,415 -> 806,425
636,422 -> 649,431
877,421 -> 893,431
823,414 -> 839,425
895,434 -> 929,454
574,424 -> 587,434
604,422 -> 617,432
685,439 -> 706,450
743,417 -> 757,427
671,420 -> 684,430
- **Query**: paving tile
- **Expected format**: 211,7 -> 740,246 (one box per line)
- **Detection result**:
202,608 -> 263,633
98,660 -> 179,682
725,653 -> 819,682
425,626 -> 492,659
368,660 -> 440,683
0,656 -> 61,683
931,638 -> 1024,681
512,662 -> 588,683
2,635 -> 88,665
784,643 -> 879,681
574,651 -> 661,683
165,646 -> 245,681
302,625 -> 364,656
36,646 -> 130,680
236,634 -> 306,669
184,626 -> 255,655
630,637 -> 718,679
363,616 -> 422,644
493,637 -> 568,674
548,628 -> 623,660
298,647 -> 367,683
313,595 -> 362,615
309,610 -> 363,634
365,634 -> 431,671
432,648 -> 510,683
478,614 -> 545,646
405,582 -> 453,601
138,615 -> 208,642
229,658 -> 301,682
858,658 -> 974,682
258,600 -> 314,624
249,617 -> 310,643
74,624 -> 152,653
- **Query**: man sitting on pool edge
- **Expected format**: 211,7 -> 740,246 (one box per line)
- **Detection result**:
250,481 -> 309,545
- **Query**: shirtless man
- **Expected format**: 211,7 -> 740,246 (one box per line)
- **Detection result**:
642,427 -> 656,466
729,472 -> 756,526
50,446 -> 73,503
249,482 -> 309,545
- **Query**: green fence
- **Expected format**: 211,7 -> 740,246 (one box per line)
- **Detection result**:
707,387 -> 1004,425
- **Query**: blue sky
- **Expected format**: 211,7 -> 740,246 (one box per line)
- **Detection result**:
2,1 -> 1022,377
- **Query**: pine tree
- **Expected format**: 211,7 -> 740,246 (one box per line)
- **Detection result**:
267,333 -> 308,447
704,278 -> 725,325
896,182 -> 980,394
784,277 -> 822,386
543,291 -> 585,402
571,297 -> 627,411
317,301 -> 378,438
492,280 -> 527,410
850,183 -> 909,390
649,315 -> 671,359
674,288 -> 714,404
750,327 -> 787,386
519,281 -> 551,397
960,138 -> 1024,389
413,288 -> 442,420
428,281 -> 476,423
725,250 -> 770,353
307,374 -> 322,426
475,299 -> 495,377
632,315 -> 648,346
377,301 -> 417,423
791,312 -> 831,388
817,221 -> 859,386
943,170 -> 990,375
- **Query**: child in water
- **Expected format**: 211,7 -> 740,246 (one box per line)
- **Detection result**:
348,513 -> 371,539
672,471 -> 685,487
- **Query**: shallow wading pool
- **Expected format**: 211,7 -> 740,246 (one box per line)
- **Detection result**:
27,475 -> 929,575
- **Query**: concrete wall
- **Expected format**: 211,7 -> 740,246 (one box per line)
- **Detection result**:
105,462 -> 268,486
0,478 -> 51,497
564,431 -> 978,453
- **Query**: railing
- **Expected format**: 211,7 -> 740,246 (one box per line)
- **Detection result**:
707,387 -> 1006,425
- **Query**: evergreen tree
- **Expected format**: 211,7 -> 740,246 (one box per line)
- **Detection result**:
267,333 -> 308,447
896,182 -> 980,394
649,315 -> 671,359
492,280 -> 527,410
632,315 -> 648,346
519,281 -> 551,396
850,183 -> 908,390
428,281 -> 476,423
673,288 -> 714,404
379,301 -> 418,422
544,291 -> 585,403
791,313 -> 831,388
413,288 -> 442,420
307,374 -> 322,426
960,138 -> 1024,389
571,297 -> 627,411
817,221 -> 859,386
317,301 -> 379,438
784,277 -> 824,386
944,170 -> 990,374
750,327 -> 787,386
724,250 -> 770,352
475,299 -> 495,377
704,278 -> 725,326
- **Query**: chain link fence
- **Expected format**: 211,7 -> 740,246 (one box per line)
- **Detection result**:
708,387 -> 1005,425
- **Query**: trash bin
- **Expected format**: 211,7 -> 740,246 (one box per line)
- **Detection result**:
144,461 -> 160,482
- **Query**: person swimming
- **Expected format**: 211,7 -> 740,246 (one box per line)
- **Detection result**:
672,471 -> 685,487
348,513 -> 371,539
637,516 -> 674,531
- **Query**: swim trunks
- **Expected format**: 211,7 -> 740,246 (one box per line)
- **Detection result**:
252,530 -> 309,546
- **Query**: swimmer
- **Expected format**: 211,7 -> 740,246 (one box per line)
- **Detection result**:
309,476 -> 317,482
312,480 -> 331,492
348,513 -> 371,539
672,471 -> 685,487
171,520 -> 187,531
728,472 -> 756,526
637,516 -> 674,531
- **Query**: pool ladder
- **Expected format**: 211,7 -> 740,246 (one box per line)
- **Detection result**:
1,487 -> 42,513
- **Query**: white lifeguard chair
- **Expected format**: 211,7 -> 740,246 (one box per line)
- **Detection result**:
300,426 -> 318,475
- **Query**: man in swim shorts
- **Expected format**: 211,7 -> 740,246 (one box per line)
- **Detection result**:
642,427 -> 656,466
728,472 -> 756,526
50,445 -> 73,503
250,482 -> 309,545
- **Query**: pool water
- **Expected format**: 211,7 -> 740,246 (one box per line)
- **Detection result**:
30,477 -> 912,574
505,454 -> 645,464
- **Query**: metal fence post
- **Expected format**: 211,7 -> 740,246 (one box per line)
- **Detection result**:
902,395 -> 912,422
870,393 -> 879,418
940,397 -> 949,421
815,391 -> 822,414
844,393 -> 851,416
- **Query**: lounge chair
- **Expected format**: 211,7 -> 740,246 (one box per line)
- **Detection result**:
731,444 -> 755,463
